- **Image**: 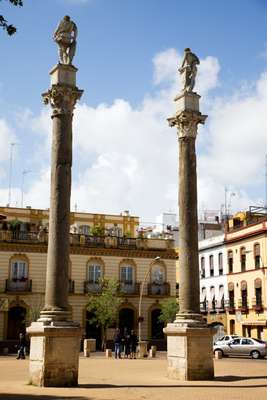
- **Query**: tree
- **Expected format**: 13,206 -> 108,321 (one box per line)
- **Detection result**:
0,0 -> 23,36
158,298 -> 179,325
86,278 -> 122,350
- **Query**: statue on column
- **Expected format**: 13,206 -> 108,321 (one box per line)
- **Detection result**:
179,48 -> 200,92
54,16 -> 77,65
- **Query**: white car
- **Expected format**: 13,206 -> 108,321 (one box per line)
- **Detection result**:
214,335 -> 240,346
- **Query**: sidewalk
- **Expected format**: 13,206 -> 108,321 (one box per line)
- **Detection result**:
0,354 -> 266,400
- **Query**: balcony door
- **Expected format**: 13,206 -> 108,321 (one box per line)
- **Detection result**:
7,306 -> 26,340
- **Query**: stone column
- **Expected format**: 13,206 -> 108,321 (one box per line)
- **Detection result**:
27,63 -> 83,387
164,90 -> 214,380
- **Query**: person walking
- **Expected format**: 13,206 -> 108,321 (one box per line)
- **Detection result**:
16,333 -> 26,360
114,328 -> 122,359
124,330 -> 131,358
129,329 -> 138,359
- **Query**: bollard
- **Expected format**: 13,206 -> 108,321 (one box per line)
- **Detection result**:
106,349 -> 112,358
149,345 -> 157,358
83,339 -> 91,357
138,341 -> 148,358
214,350 -> 222,359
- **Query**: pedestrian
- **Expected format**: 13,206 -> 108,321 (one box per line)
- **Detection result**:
124,330 -> 131,358
114,328 -> 121,359
16,332 -> 26,360
129,329 -> 138,359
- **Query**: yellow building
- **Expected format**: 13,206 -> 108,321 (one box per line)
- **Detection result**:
225,209 -> 267,340
0,207 -> 176,350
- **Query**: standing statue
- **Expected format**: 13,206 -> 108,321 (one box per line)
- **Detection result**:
53,16 -> 77,65
179,48 -> 200,92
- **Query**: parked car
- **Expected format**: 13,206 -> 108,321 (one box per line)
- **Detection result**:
214,335 -> 240,345
214,337 -> 267,359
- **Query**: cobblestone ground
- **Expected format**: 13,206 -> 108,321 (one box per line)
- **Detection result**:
0,353 -> 267,400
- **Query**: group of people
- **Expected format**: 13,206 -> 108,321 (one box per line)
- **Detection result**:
114,328 -> 138,359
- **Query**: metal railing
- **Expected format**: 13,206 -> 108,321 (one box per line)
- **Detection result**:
84,281 -> 102,294
147,282 -> 170,296
119,281 -> 140,295
5,279 -> 32,292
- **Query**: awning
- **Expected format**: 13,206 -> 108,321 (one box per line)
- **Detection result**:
241,320 -> 266,326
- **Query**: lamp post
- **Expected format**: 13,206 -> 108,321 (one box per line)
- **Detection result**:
138,256 -> 160,343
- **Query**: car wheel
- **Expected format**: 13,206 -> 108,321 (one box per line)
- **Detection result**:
214,349 -> 223,358
251,350 -> 260,359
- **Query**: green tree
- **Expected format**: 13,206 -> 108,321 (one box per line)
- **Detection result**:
0,0 -> 23,36
158,298 -> 179,325
91,224 -> 105,237
86,278 -> 122,350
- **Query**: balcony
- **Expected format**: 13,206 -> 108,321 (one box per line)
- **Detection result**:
147,282 -> 170,296
225,299 -> 235,314
119,282 -> 140,296
69,279 -> 75,294
0,230 -> 174,252
252,296 -> 263,313
84,281 -> 102,294
238,298 -> 248,314
216,298 -> 226,313
5,279 -> 32,292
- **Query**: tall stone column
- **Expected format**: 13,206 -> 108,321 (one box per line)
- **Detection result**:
164,48 -> 214,380
27,16 -> 83,387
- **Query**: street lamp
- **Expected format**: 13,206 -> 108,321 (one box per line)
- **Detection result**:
138,256 -> 161,342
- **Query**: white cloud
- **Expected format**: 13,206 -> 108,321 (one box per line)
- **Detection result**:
4,47 -> 265,222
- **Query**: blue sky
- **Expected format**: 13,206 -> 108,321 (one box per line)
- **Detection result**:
1,0 -> 267,222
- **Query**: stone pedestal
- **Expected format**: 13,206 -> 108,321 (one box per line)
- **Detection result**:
28,322 -> 81,387
164,322 -> 214,380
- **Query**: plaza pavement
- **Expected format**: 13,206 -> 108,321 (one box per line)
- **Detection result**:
0,352 -> 267,400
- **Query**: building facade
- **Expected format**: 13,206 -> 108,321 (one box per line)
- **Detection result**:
225,210 -> 267,340
199,234 -> 228,332
0,207 -> 176,349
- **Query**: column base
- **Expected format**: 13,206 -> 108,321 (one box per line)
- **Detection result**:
27,321 -> 81,387
164,320 -> 215,381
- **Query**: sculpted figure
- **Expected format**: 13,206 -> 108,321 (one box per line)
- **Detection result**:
179,48 -> 200,92
53,16 -> 77,65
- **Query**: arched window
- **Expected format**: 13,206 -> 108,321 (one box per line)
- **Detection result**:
228,250 -> 233,273
254,243 -> 260,269
87,260 -> 102,283
209,255 -> 214,277
151,263 -> 165,284
228,282 -> 235,309
7,256 -> 30,292
10,259 -> 28,280
120,265 -> 134,284
210,286 -> 215,311
240,247 -> 246,272
255,279 -> 262,308
219,285 -> 224,309
201,287 -> 207,311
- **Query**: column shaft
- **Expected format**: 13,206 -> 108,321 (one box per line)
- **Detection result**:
44,113 -> 72,311
178,136 -> 200,314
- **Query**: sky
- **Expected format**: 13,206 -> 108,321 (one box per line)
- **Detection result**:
1,0 -> 267,225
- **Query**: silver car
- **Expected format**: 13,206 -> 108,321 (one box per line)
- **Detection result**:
214,337 -> 267,359
214,335 -> 240,346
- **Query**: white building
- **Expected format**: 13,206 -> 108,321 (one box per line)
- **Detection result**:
199,234 -> 228,314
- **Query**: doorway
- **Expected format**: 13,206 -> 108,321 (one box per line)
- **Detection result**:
119,307 -> 135,333
7,306 -> 26,340
151,308 -> 164,339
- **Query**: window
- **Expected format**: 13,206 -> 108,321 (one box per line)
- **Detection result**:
228,250 -> 233,273
151,264 -> 165,284
80,225 -> 90,235
254,244 -> 260,269
200,257 -> 205,278
229,289 -> 235,308
88,264 -> 101,283
209,255 -> 214,277
210,286 -> 216,311
231,339 -> 241,345
11,260 -> 28,280
120,266 -> 133,284
240,247 -> 246,272
241,339 -> 253,345
241,289 -> 247,309
256,287 -> 262,306
218,253 -> 223,275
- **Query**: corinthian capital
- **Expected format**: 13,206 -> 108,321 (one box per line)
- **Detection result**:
168,111 -> 207,140
42,84 -> 83,116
